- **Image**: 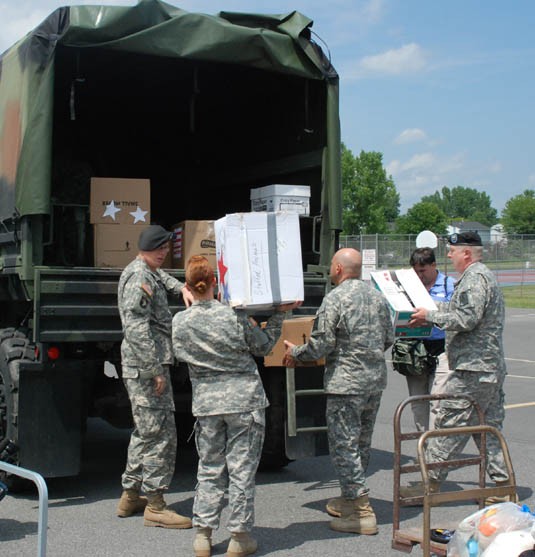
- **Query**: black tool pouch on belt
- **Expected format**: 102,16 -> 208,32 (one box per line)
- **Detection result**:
391,338 -> 438,377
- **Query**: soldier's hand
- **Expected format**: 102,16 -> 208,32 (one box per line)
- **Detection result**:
409,307 -> 429,327
153,374 -> 166,396
181,286 -> 194,308
277,300 -> 303,312
283,340 -> 297,367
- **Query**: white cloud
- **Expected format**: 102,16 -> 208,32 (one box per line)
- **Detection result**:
488,161 -> 502,174
390,152 -> 437,173
394,128 -> 427,145
361,0 -> 385,24
343,43 -> 428,79
387,151 -> 467,209
528,174 -> 535,186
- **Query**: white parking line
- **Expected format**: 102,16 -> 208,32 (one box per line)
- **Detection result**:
506,374 -> 535,379
509,313 -> 535,318
505,402 -> 535,410
506,358 -> 535,364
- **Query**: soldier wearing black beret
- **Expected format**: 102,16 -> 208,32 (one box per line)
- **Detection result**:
447,231 -> 483,246
403,229 -> 515,505
116,225 -> 193,528
138,225 -> 173,252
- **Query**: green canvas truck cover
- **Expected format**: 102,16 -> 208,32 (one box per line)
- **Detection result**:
0,0 -> 341,228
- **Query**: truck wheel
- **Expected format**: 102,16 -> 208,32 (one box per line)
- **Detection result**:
0,329 -> 36,491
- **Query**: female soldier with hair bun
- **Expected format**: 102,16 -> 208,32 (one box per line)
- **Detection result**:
172,255 -> 300,557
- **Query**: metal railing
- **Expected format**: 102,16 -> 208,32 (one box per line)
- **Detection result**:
0,461 -> 48,557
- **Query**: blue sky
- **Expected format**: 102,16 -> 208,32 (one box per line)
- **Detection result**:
2,0 -> 534,215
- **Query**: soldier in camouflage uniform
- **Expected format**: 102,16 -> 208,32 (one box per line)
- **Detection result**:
283,248 -> 394,535
172,255 -> 300,557
116,225 -> 193,529
402,231 -> 515,505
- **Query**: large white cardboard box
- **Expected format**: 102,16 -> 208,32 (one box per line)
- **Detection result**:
250,184 -> 310,215
215,212 -> 304,310
370,268 -> 437,338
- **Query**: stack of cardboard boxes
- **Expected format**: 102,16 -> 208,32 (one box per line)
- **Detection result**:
90,177 -> 152,268
90,178 -> 217,270
90,178 -> 307,313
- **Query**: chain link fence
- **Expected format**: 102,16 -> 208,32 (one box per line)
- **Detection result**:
339,234 -> 535,284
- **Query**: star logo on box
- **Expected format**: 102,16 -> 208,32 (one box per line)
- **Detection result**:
102,200 -> 121,220
130,206 -> 148,224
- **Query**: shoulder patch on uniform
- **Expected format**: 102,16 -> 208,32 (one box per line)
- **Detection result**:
140,283 -> 153,297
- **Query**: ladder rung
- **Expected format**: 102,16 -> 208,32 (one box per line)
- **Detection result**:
295,389 -> 325,396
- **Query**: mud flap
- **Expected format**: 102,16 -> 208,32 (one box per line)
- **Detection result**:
17,360 -> 93,477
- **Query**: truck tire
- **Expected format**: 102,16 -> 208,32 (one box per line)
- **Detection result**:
0,329 -> 37,491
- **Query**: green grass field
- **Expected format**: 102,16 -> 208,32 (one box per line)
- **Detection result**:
501,284 -> 535,308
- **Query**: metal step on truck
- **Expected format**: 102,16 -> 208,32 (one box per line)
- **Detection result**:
0,0 -> 342,487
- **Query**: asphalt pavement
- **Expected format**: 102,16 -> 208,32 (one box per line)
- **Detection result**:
1,308 -> 534,557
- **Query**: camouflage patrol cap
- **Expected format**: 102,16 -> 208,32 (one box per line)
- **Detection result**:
138,225 -> 172,251
448,231 -> 482,246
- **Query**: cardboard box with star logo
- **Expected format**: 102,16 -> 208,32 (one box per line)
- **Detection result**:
90,177 -> 153,267
90,177 -> 150,225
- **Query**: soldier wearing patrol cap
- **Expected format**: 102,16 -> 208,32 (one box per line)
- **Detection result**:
402,231 -> 517,505
116,225 -> 194,528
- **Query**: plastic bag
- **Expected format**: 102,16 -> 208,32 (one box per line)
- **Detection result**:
481,527 -> 535,556
447,503 -> 535,556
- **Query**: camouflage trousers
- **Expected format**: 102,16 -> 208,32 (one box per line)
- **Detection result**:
427,370 -> 509,483
193,409 -> 265,533
326,392 -> 383,499
121,366 -> 177,494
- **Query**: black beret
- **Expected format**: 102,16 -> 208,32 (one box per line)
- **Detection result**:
448,231 -> 482,246
138,225 -> 172,251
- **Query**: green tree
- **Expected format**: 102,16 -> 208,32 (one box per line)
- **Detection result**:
421,186 -> 498,226
395,201 -> 449,235
342,145 -> 399,234
501,190 -> 535,234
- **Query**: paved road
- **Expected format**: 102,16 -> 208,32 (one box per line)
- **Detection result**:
1,309 -> 534,556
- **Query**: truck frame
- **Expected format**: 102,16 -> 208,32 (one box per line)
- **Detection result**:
0,0 -> 342,485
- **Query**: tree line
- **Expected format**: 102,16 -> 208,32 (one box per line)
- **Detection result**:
342,143 -> 535,235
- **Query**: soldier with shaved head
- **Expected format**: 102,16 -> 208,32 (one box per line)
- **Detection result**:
284,248 -> 394,535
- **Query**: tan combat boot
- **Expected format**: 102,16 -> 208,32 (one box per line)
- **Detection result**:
484,480 -> 519,506
329,495 -> 378,535
193,527 -> 212,557
143,492 -> 192,529
226,532 -> 258,557
326,496 -> 343,517
399,479 -> 441,502
116,489 -> 148,517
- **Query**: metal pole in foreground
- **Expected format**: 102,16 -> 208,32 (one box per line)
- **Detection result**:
0,461 -> 48,557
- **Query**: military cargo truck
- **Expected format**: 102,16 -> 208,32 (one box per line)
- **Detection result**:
0,0 -> 341,485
